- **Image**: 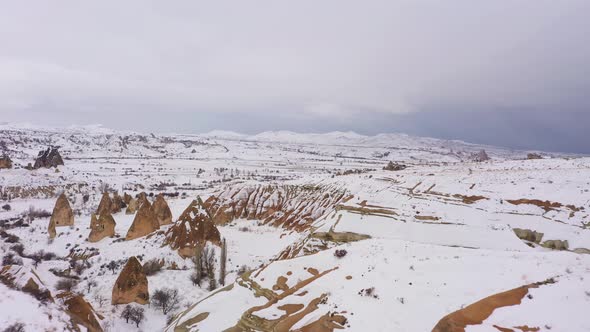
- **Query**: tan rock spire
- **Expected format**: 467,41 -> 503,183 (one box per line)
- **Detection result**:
111,257 -> 149,305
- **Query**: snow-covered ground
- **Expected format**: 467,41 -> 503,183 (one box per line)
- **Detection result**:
1,125 -> 589,331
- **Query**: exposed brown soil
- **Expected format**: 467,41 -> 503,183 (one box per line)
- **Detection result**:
452,194 -> 488,204
415,215 -> 441,221
506,199 -> 562,212
432,279 -> 555,332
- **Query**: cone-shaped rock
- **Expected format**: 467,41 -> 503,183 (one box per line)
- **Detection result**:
125,199 -> 159,240
152,194 -> 172,225
111,192 -> 125,213
88,213 -> 116,242
96,192 -> 113,215
123,192 -> 132,204
111,256 -> 149,305
50,193 -> 74,227
137,192 -> 150,208
125,198 -> 138,214
164,197 -> 221,257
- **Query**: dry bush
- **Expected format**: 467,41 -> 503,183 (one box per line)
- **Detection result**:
55,278 -> 78,292
142,259 -> 162,276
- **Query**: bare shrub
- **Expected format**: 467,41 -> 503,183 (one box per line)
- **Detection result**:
334,249 -> 347,258
142,258 -> 162,276
2,322 -> 25,332
2,253 -> 23,266
219,238 -> 227,286
9,244 -> 24,255
152,288 -> 180,314
0,231 -> 20,244
129,306 -> 145,327
1,204 -> 10,211
55,278 -> 78,292
238,226 -> 250,232
23,206 -> 51,221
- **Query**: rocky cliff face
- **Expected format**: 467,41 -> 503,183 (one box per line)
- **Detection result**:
152,194 -> 173,225
88,213 -> 116,242
111,256 -> 149,305
33,147 -> 64,169
50,193 -> 74,227
164,197 -> 221,257
57,291 -> 104,332
204,184 -> 350,231
125,198 -> 159,240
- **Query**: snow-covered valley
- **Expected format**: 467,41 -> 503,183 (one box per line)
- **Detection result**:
1,124 -> 589,332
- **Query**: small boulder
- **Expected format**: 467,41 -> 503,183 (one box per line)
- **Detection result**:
88,213 -> 116,243
125,199 -> 159,240
0,155 -> 12,169
152,194 -> 173,225
50,193 -> 74,227
541,239 -> 569,250
383,161 -> 407,171
111,257 -> 149,305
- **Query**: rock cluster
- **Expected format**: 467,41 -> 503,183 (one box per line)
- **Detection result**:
49,193 -> 74,238
383,161 -> 407,171
164,197 -> 221,257
33,147 -> 64,169
471,149 -> 490,162
112,256 -> 149,305
513,228 -> 544,244
0,155 -> 12,169
88,213 -> 116,242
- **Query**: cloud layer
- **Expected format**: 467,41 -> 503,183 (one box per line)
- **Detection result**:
1,1 -> 589,152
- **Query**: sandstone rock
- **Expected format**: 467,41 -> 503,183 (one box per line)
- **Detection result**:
96,192 -> 113,215
137,192 -> 151,209
48,216 -> 57,239
33,147 -> 64,169
123,192 -> 133,204
125,199 -> 159,240
112,192 -> 126,213
152,194 -> 173,225
0,155 -> 12,169
541,239 -> 569,250
125,198 -> 139,214
513,228 -> 544,244
50,193 -> 74,227
112,256 -> 149,305
204,184 -> 348,231
0,265 -> 53,302
164,197 -> 221,257
527,153 -> 543,160
88,213 -> 116,242
56,291 -> 103,332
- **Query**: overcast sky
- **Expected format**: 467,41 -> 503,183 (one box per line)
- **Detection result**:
1,1 -> 589,153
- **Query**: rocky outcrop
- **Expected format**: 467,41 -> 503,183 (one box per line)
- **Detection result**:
204,184 -> 349,231
50,193 -> 74,227
96,192 -> 113,215
0,155 -> 12,169
513,228 -> 544,244
33,147 -> 64,169
112,192 -> 126,213
125,198 -> 139,214
123,192 -> 133,204
164,198 -> 221,257
383,161 -> 407,171
152,194 -> 173,225
112,256 -> 149,305
48,217 -> 57,239
56,291 -> 103,332
541,239 -> 569,250
125,198 -> 159,240
88,213 -> 116,242
527,153 -> 543,160
0,265 -> 53,302
471,149 -> 490,162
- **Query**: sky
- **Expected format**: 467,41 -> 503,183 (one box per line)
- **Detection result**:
1,1 -> 589,153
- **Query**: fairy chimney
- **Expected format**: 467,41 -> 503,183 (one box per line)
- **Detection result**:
111,257 -> 149,305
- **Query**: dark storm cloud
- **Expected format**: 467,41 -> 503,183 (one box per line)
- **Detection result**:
1,1 -> 589,152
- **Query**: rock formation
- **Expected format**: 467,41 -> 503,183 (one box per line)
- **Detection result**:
0,155 -> 12,169
56,291 -> 104,332
48,217 -> 57,239
33,147 -> 64,169
125,198 -> 139,214
50,193 -> 74,227
152,194 -> 173,225
164,197 -> 221,257
527,153 -> 543,160
112,192 -> 126,213
96,192 -> 113,215
471,149 -> 490,162
0,265 -> 53,302
125,198 -> 159,240
383,161 -> 407,171
88,213 -> 116,242
513,228 -> 544,244
111,256 -> 149,305
123,192 -> 133,205
204,184 -> 349,231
